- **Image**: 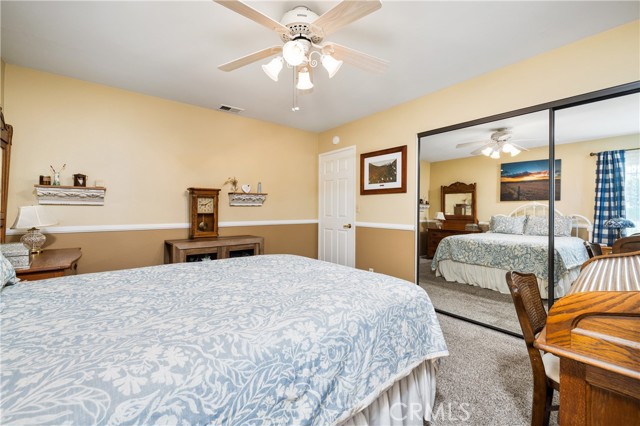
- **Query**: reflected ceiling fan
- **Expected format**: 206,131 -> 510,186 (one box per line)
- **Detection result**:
456,128 -> 530,159
214,0 -> 388,101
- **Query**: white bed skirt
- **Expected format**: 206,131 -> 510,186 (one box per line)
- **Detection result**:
340,359 -> 438,426
435,259 -> 580,298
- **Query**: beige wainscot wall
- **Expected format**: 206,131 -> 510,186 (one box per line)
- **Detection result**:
4,65 -> 319,272
428,134 -> 639,224
318,20 -> 640,281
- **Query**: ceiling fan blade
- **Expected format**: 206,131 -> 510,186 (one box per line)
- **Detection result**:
311,0 -> 381,37
213,0 -> 289,36
510,142 -> 529,152
218,46 -> 282,72
470,146 -> 490,156
455,140 -> 489,149
321,42 -> 388,74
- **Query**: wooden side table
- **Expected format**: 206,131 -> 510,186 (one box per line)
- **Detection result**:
164,235 -> 264,264
16,248 -> 82,281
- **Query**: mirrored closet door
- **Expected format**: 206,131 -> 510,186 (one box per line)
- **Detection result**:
417,83 -> 640,336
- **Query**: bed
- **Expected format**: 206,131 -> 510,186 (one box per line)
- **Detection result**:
431,202 -> 592,298
0,254 -> 448,425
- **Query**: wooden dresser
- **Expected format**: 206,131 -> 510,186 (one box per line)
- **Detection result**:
164,235 -> 264,264
426,228 -> 480,258
535,252 -> 640,426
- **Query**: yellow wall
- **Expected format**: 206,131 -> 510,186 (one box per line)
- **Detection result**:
1,59 -> 5,108
3,65 -> 320,272
5,65 -> 319,227
2,20 -> 639,279
429,135 -> 639,223
317,20 -> 639,280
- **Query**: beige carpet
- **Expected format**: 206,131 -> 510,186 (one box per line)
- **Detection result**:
428,314 -> 558,426
419,258 -> 522,335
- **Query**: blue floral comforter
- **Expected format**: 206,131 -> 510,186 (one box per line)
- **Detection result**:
431,233 -> 589,283
1,255 -> 447,425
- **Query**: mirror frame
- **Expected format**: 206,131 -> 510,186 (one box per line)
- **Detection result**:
1,108 -> 13,243
440,181 -> 477,228
416,81 -> 640,335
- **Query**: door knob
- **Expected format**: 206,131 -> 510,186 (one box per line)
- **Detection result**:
343,224 -> 352,229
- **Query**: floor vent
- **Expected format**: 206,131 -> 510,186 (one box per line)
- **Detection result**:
218,104 -> 244,114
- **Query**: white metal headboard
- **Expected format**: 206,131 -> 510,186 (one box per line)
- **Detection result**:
499,202 -> 593,241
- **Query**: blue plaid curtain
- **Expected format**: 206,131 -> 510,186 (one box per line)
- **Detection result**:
593,150 -> 626,246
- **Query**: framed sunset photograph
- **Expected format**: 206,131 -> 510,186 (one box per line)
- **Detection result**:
500,159 -> 561,201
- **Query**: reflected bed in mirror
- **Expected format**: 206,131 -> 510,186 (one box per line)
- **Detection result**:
417,84 -> 640,336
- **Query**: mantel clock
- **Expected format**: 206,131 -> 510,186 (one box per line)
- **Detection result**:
187,187 -> 220,239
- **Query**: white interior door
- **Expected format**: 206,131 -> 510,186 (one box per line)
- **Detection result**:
319,146 -> 356,267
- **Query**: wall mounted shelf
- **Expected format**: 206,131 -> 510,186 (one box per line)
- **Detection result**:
35,185 -> 106,205
228,192 -> 267,207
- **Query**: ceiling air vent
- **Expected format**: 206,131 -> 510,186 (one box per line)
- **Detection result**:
218,104 -> 244,114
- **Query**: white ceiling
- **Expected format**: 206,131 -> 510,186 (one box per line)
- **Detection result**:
1,1 -> 638,133
420,93 -> 640,162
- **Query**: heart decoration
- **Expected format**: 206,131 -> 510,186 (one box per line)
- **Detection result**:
241,184 -> 251,193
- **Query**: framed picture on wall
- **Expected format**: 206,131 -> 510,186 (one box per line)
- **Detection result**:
360,145 -> 407,195
500,159 -> 561,201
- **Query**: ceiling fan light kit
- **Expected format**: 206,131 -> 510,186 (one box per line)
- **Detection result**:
215,0 -> 388,111
460,128 -> 529,159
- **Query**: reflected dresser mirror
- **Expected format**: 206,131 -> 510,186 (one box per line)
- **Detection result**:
441,182 -> 477,230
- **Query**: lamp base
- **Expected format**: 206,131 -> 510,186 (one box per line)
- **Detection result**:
20,227 -> 46,254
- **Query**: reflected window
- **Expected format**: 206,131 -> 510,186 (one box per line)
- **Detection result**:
625,150 -> 640,235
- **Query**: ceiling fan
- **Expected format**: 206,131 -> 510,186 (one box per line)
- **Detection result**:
456,128 -> 530,159
214,0 -> 389,94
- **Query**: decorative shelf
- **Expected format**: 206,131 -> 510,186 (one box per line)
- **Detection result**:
35,185 -> 107,206
228,192 -> 267,207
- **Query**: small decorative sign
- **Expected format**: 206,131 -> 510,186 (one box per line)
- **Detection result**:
229,192 -> 267,207
35,185 -> 106,205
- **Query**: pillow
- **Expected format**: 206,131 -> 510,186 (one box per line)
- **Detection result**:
523,215 -> 574,237
524,216 -> 548,236
554,216 -> 573,237
489,216 -> 527,235
0,252 -> 18,288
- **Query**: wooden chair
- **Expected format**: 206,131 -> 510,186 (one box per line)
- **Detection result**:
584,241 -> 603,258
506,271 -> 559,426
612,234 -> 640,254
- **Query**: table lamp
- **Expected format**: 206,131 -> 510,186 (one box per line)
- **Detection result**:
435,211 -> 446,229
604,217 -> 635,240
11,205 -> 57,254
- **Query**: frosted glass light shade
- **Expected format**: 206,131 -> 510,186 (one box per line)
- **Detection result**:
321,54 -> 343,78
435,212 -> 446,221
262,57 -> 283,81
296,68 -> 314,90
283,40 -> 307,66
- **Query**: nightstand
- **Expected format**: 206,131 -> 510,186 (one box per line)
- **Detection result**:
426,229 -> 480,258
16,248 -> 82,281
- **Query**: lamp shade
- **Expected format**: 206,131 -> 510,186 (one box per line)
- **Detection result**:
262,57 -> 283,81
11,205 -> 57,229
604,217 -> 635,229
435,212 -> 446,221
282,40 -> 308,66
321,54 -> 343,78
296,68 -> 314,90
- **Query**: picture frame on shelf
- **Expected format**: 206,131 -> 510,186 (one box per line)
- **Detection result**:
360,145 -> 407,195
